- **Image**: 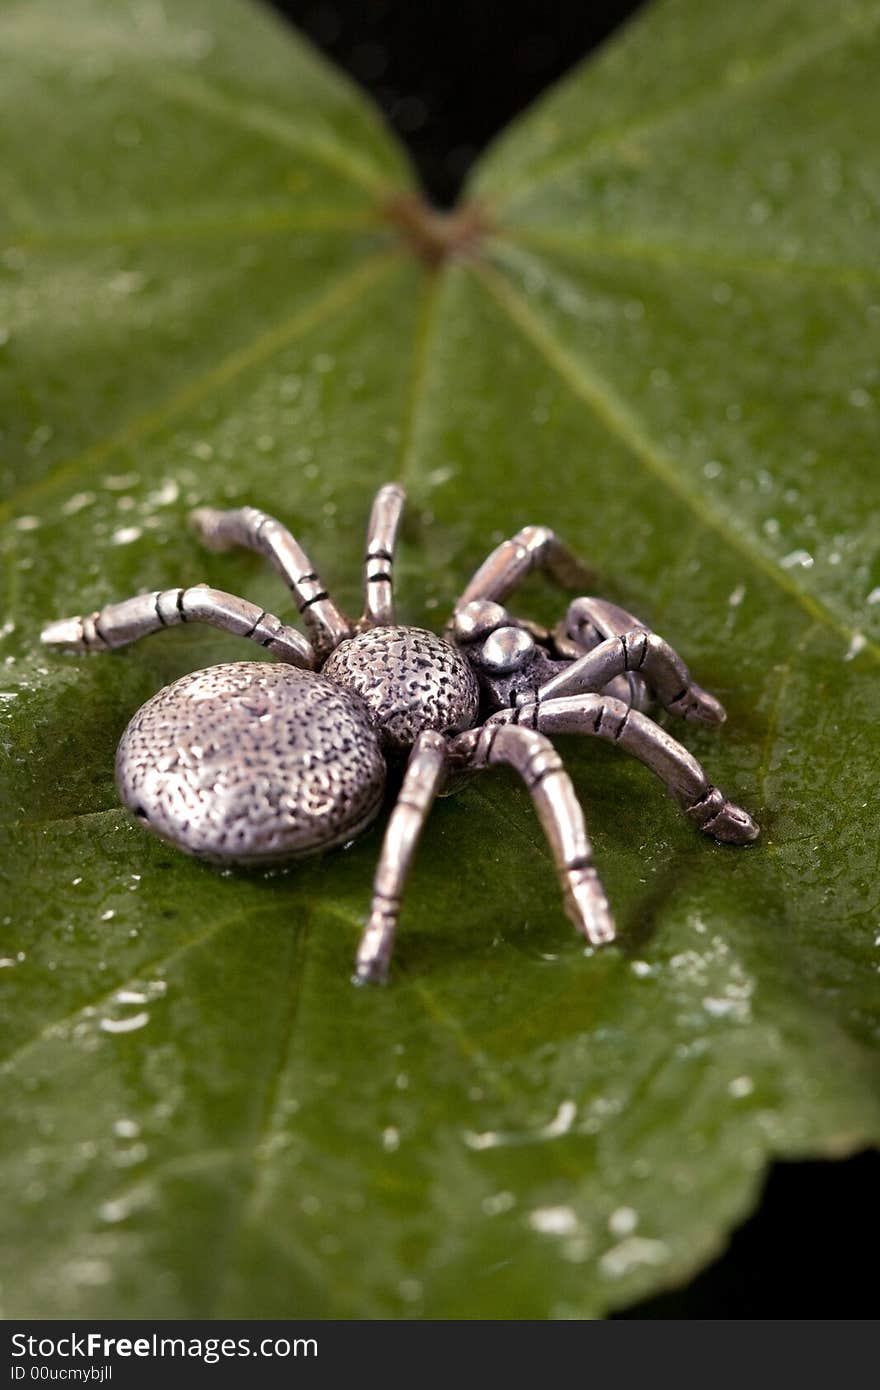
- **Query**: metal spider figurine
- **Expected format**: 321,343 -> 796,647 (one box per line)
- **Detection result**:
42,484 -> 758,982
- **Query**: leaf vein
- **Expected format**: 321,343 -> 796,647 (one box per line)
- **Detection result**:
0,905 -> 274,1074
150,69 -> 392,196
0,251 -> 398,525
471,259 -> 879,664
490,4 -> 880,207
498,226 -> 880,292
211,909 -> 313,1315
5,207 -> 381,252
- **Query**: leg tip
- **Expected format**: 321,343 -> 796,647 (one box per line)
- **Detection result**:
41,617 -> 84,649
355,907 -> 396,984
708,802 -> 760,845
353,956 -> 389,986
564,869 -> 617,947
188,508 -> 229,551
694,690 -> 727,726
675,686 -> 726,726
378,482 -> 406,502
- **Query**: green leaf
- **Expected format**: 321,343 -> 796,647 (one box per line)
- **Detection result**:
1,0 -> 878,1318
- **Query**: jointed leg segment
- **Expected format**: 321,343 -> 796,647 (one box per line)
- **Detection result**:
356,730 -> 448,983
493,696 -> 758,844
41,586 -> 315,667
356,719 -> 615,983
536,628 -> 725,725
452,722 -> 615,947
361,483 -> 405,628
456,525 -> 594,612
189,505 -> 350,657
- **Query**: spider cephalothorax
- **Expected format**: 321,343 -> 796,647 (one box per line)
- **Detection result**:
42,484 -> 758,982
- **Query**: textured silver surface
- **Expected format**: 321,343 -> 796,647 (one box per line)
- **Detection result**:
323,626 -> 479,754
116,662 -> 385,864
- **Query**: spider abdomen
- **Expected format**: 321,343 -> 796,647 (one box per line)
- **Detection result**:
322,625 -> 479,753
115,662 -> 386,864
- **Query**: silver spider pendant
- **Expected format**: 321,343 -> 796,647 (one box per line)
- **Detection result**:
42,484 -> 758,983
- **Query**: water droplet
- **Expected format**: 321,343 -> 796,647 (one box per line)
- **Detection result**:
530,1206 -> 579,1236
482,1191 -> 516,1216
539,1100 -> 577,1138
146,479 -> 179,508
111,526 -> 143,546
600,1237 -> 669,1278
381,1126 -> 400,1153
728,1075 -> 754,1098
608,1206 -> 638,1236
427,466 -> 454,487
463,1128 -> 499,1151
780,549 -> 814,569
703,995 -> 750,1021
100,1012 -> 150,1034
99,1197 -> 130,1223
61,491 -> 96,516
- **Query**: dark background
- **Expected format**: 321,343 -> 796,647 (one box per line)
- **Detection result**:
267,0 -> 877,1319
273,0 -> 649,205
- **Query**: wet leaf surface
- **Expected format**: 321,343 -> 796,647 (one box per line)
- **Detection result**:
1,0 -> 878,1317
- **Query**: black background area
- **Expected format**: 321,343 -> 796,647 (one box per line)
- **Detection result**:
267,0 -> 877,1318
273,0 -> 647,205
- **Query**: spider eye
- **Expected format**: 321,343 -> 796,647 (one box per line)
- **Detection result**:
453,599 -> 508,643
477,625 -> 535,673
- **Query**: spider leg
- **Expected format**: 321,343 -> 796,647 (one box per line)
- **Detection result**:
356,730 -> 448,983
448,723 -> 615,948
494,697 -> 759,844
361,483 -> 405,628
454,525 -> 594,613
41,586 -> 315,667
536,627 -> 725,725
555,597 -> 725,724
189,505 -> 350,657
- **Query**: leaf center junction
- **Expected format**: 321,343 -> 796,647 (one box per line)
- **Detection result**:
383,192 -> 489,266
